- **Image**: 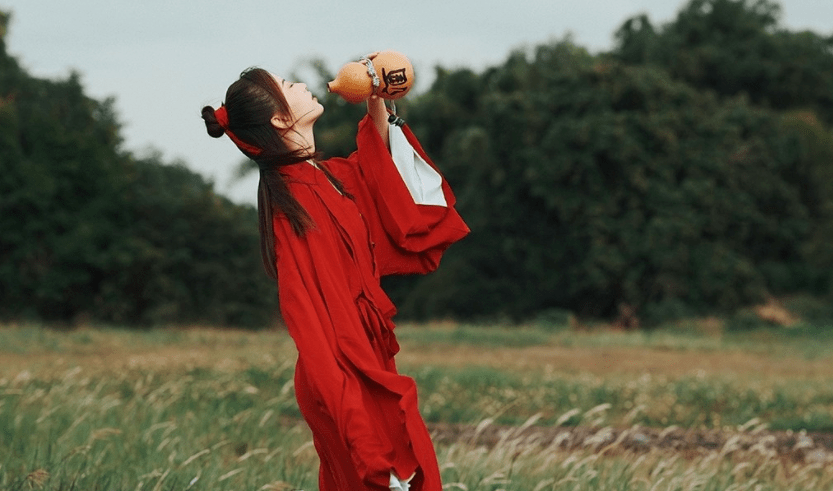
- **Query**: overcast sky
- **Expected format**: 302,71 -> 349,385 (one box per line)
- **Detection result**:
3,1 -> 831,203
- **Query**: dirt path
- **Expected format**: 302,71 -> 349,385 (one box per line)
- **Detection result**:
428,421 -> 833,465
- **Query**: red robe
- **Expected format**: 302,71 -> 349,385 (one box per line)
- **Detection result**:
273,115 -> 469,491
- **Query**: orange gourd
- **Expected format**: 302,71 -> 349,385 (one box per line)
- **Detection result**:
327,62 -> 374,104
371,50 -> 415,100
327,51 -> 415,103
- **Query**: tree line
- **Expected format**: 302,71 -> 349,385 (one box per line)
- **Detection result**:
317,0 -> 833,324
2,0 -> 833,327
0,11 -> 278,327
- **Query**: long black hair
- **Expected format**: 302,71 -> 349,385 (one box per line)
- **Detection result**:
201,68 -> 346,280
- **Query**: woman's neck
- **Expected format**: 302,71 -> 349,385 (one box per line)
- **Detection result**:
282,126 -> 316,154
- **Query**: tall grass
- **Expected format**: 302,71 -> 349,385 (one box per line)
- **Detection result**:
1,359 -> 317,490
407,364 -> 833,432
1,324 -> 831,490
434,416 -> 833,491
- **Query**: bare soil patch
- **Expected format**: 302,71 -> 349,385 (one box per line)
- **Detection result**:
428,421 -> 833,465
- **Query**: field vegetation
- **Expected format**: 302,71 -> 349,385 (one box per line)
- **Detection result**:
1,320 -> 831,490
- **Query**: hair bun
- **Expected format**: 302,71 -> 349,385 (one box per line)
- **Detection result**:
201,105 -> 225,138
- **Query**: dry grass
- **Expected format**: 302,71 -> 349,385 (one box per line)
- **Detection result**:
0,327 -> 297,377
2,323 -> 832,490
396,341 -> 833,378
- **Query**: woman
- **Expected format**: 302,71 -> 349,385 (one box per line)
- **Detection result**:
202,66 -> 468,491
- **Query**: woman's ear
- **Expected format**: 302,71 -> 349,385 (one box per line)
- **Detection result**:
270,113 -> 293,130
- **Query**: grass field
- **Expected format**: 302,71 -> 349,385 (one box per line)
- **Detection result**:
1,320 -> 832,490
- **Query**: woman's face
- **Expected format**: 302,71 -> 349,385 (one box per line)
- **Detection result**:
273,75 -> 324,127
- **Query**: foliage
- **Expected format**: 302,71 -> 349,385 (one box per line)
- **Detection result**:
92,155 -> 279,326
385,36 -> 833,322
0,17 -> 277,327
613,0 -> 833,124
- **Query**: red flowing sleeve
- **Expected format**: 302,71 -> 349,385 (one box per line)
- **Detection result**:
327,116 -> 469,277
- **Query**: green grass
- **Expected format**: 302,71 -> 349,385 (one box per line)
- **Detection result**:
397,323 -> 553,348
407,365 -> 833,431
397,320 -> 833,360
1,323 -> 832,490
1,365 -> 314,490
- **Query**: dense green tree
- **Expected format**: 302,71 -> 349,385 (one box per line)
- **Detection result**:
614,0 -> 833,123
95,155 -> 278,326
780,112 -> 833,294
0,14 -> 277,326
388,39 -> 832,322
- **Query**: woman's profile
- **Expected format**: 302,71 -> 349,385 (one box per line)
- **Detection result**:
202,62 -> 468,491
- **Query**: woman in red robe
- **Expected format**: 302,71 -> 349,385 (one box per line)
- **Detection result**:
202,67 -> 468,491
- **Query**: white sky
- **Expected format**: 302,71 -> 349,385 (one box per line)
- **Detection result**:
2,1 -> 831,203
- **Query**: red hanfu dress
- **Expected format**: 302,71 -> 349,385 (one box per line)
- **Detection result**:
273,115 -> 469,491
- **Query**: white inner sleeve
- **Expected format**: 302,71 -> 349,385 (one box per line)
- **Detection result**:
389,471 -> 415,491
389,124 -> 447,207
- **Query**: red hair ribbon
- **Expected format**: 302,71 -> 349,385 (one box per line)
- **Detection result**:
214,105 -> 263,156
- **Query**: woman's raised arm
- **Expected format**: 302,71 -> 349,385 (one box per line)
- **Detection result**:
366,95 -> 390,150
